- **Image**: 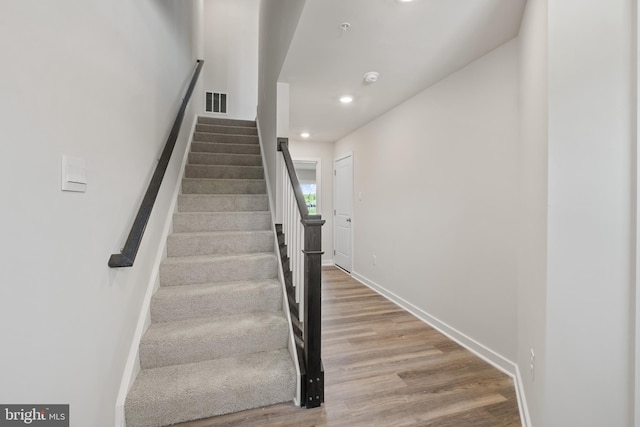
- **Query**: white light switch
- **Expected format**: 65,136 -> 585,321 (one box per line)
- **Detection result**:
61,155 -> 87,192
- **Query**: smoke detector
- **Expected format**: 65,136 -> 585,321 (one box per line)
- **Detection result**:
363,71 -> 379,84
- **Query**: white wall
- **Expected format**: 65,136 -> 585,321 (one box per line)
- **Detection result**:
334,40 -> 519,366
274,82 -> 291,224
257,0 -> 306,214
202,0 -> 258,120
516,0 -> 548,424
289,140 -> 334,265
0,1 -> 197,426
544,0 -> 635,425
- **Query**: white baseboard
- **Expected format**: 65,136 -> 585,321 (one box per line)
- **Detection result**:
350,270 -> 529,427
514,365 -> 532,427
322,259 -> 334,267
114,115 -> 198,427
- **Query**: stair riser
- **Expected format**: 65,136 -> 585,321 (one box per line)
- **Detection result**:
194,132 -> 259,144
198,117 -> 256,128
177,195 -> 269,212
182,179 -> 266,195
167,232 -> 274,257
160,255 -> 277,286
151,281 -> 282,323
191,141 -> 261,155
185,164 -> 264,180
196,124 -> 258,135
139,316 -> 289,369
189,152 -> 262,167
173,212 -> 271,232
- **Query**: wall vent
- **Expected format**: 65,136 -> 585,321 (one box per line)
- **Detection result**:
205,91 -> 227,114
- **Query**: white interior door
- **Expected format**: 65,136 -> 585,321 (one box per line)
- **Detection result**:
334,155 -> 353,272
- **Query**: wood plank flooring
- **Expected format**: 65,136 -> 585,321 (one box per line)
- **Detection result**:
171,266 -> 521,427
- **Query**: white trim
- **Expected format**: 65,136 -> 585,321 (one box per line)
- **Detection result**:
350,270 -> 529,426
351,270 -> 516,375
350,270 -> 528,426
514,365 -> 532,427
351,271 -> 516,377
322,260 -> 335,267
114,115 -> 198,427
635,3 -> 640,425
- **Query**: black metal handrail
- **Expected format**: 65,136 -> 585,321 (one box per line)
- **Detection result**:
109,59 -> 204,268
277,138 -> 325,408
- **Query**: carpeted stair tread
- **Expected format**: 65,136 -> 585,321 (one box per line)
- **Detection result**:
160,252 -> 278,286
151,279 -> 282,322
126,117 -> 296,426
125,349 -> 296,427
195,123 -> 259,135
193,132 -> 259,144
190,141 -> 261,155
198,117 -> 256,127
182,178 -> 266,195
177,194 -> 269,212
172,211 -> 271,232
185,164 -> 264,180
189,152 -> 262,166
167,230 -> 273,257
140,312 -> 289,369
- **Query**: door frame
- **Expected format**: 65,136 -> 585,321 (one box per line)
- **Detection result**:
333,152 -> 354,272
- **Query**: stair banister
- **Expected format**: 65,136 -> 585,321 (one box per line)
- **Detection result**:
108,59 -> 204,268
277,138 -> 325,408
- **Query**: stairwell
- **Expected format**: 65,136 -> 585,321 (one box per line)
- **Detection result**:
125,118 -> 296,427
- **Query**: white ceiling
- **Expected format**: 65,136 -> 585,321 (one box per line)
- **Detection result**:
280,0 -> 526,143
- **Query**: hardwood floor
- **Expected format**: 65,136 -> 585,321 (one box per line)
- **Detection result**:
172,267 -> 521,427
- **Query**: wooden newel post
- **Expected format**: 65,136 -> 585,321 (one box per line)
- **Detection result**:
302,216 -> 325,408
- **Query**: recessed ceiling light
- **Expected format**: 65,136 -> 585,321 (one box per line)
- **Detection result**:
340,96 -> 353,104
301,132 -> 310,138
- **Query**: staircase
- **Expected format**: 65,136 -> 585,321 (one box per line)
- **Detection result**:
125,118 -> 296,427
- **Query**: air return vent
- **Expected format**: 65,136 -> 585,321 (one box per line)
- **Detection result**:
205,92 -> 227,114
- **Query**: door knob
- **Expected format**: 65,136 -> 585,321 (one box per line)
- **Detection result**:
346,218 -> 351,223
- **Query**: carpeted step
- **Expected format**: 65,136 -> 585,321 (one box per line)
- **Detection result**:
195,123 -> 258,135
151,279 -> 282,323
172,211 -> 271,232
191,141 -> 261,155
126,116 -> 296,427
182,178 -> 266,195
167,230 -> 273,257
194,132 -> 258,144
185,164 -> 264,180
198,117 -> 256,128
177,194 -> 269,212
189,152 -> 262,167
140,312 -> 289,369
160,253 -> 277,287
125,349 -> 296,427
